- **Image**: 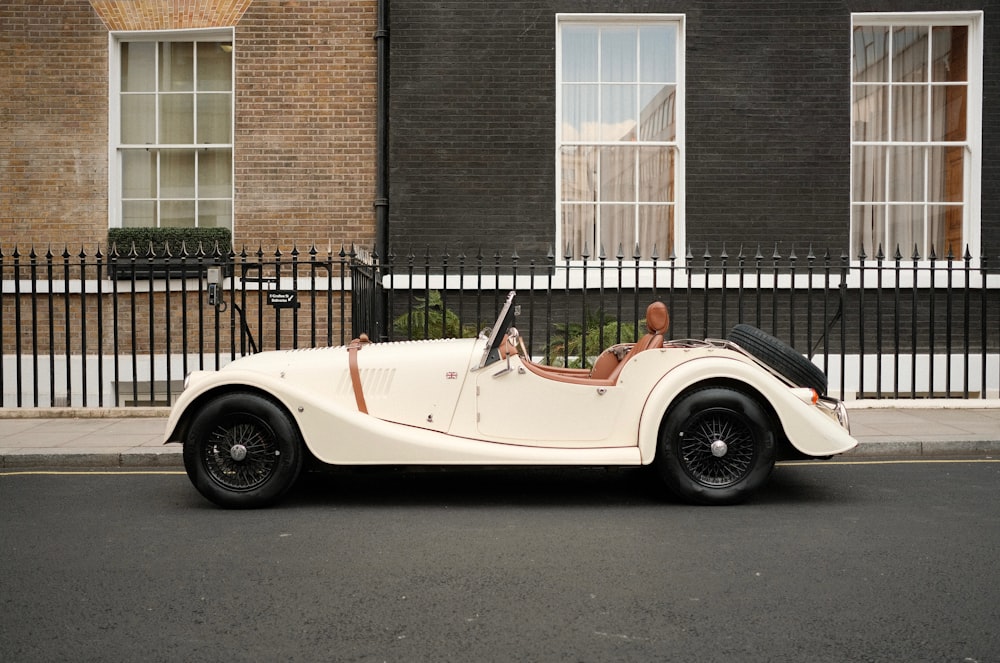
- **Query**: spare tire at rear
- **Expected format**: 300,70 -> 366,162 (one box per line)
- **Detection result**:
728,324 -> 828,396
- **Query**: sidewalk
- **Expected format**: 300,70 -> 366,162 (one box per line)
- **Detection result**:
0,404 -> 999,469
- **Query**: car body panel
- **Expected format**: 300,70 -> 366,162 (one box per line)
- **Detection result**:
166,330 -> 857,466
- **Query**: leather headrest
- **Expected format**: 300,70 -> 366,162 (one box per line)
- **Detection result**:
645,301 -> 669,334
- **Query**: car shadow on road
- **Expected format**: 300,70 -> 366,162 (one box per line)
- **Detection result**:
288,466 -> 669,508
280,463 -> 850,509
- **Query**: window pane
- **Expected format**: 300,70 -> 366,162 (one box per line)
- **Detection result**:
639,84 -> 676,141
160,150 -> 195,198
600,146 -> 635,202
852,145 -> 887,202
159,42 -> 193,92
160,200 -> 196,228
601,27 -> 637,83
561,204 -> 596,257
562,26 -> 598,82
639,25 -> 676,83
942,145 -> 964,203
121,42 -> 155,92
601,84 -> 636,141
120,94 -> 155,143
926,145 -> 964,204
931,84 -> 966,141
121,150 -> 157,198
891,84 -> 927,141
599,204 -> 635,255
159,94 -> 194,143
197,93 -> 231,144
852,84 -> 888,142
122,200 -> 156,228
560,146 -> 597,202
892,26 -> 928,82
638,147 -> 674,202
889,204 -> 925,255
888,146 -> 924,202
638,205 -> 673,259
198,200 -> 232,228
852,204 -> 886,256
853,26 -> 889,82
198,42 -> 233,91
562,84 -> 598,141
932,26 -> 967,82
198,149 -> 232,198
930,204 -> 963,254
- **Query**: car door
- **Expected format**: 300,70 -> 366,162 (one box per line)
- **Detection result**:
475,357 -> 629,447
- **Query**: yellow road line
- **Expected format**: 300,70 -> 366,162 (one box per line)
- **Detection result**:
0,470 -> 185,476
778,458 -> 1000,467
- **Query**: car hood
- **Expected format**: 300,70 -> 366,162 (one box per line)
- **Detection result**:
211,337 -> 484,433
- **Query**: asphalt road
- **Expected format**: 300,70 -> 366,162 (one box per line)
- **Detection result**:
2,460 -> 999,663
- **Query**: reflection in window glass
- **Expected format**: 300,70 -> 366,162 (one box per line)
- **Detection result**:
558,17 -> 681,260
116,35 -> 233,230
850,16 -> 977,259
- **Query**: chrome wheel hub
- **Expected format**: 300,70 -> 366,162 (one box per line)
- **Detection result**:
710,439 -> 728,457
229,443 -> 248,462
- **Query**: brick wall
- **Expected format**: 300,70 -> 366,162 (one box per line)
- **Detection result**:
0,0 -> 109,248
235,0 -> 378,250
387,0 -> 998,258
0,0 -> 377,252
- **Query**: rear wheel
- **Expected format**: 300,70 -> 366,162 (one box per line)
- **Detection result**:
183,392 -> 303,508
657,387 -> 776,505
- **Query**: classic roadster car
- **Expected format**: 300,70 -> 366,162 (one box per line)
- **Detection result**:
165,291 -> 857,508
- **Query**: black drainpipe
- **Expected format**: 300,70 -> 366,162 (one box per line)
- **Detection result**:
373,0 -> 389,339
374,0 -> 389,261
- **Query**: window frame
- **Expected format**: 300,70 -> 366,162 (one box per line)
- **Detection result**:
555,13 -> 686,264
108,28 -> 236,232
849,11 -> 983,264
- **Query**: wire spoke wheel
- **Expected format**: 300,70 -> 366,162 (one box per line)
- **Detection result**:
183,392 -> 303,508
657,387 -> 776,505
203,414 -> 280,491
679,409 -> 756,488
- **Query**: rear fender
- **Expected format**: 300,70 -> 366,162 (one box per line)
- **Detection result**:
637,356 -> 857,463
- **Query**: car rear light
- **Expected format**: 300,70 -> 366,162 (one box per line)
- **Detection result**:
791,387 -> 819,405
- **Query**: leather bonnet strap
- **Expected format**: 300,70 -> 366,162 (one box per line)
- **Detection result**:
347,334 -> 370,414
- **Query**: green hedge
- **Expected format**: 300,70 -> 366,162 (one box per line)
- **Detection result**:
107,227 -> 232,258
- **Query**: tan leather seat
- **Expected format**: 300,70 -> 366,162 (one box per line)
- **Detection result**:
590,301 -> 669,381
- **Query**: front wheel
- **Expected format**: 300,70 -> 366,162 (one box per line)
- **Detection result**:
183,392 -> 303,508
656,387 -> 776,505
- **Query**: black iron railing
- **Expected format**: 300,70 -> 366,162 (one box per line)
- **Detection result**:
2,242 -> 998,407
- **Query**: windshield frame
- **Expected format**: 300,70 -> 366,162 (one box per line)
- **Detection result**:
477,291 -> 517,369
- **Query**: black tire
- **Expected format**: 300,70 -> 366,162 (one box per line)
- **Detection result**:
728,323 -> 827,395
183,392 -> 303,509
657,387 -> 776,505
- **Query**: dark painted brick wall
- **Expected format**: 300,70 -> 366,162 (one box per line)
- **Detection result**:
388,1 -> 997,259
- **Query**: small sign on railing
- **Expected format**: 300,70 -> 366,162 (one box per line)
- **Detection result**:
267,290 -> 299,309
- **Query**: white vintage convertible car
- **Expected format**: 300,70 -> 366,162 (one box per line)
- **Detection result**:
165,291 -> 857,508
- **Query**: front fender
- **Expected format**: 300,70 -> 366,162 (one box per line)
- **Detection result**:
163,365 -> 353,445
637,355 -> 858,463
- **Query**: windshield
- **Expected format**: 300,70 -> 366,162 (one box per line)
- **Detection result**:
478,291 -> 517,369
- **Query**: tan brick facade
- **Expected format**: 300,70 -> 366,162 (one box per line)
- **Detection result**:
1,0 -> 377,252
